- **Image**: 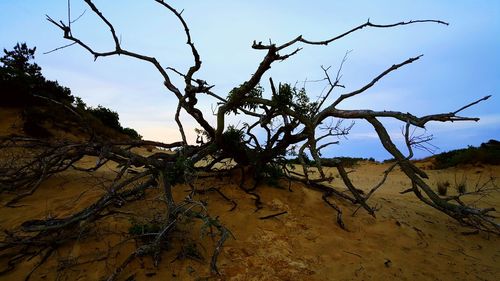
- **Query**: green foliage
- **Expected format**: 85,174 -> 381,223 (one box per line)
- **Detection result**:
165,156 -> 193,185
128,218 -> 162,242
178,242 -> 204,262
222,125 -> 244,146
272,83 -> 293,107
326,157 -> 370,168
0,43 -> 74,106
227,83 -> 263,114
1,43 -> 41,78
286,152 -> 311,165
88,105 -> 121,131
433,140 -> 500,169
262,162 -> 285,187
272,83 -> 318,118
122,127 -> 142,140
86,105 -> 144,140
0,43 -> 143,140
128,222 -> 161,236
38,80 -> 73,104
382,158 -> 397,164
199,214 -> 224,238
87,105 -> 144,140
273,82 -> 317,116
287,156 -> 375,168
73,97 -> 87,110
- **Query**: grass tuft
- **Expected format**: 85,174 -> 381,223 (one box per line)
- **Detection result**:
437,180 -> 450,196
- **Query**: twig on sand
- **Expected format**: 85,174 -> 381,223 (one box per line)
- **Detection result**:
259,211 -> 288,220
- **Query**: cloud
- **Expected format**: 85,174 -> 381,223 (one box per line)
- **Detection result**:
348,132 -> 380,140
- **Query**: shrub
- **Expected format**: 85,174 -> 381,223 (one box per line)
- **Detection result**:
122,127 -> 142,140
88,105 -> 122,131
165,156 -> 193,185
324,157 -> 365,168
433,140 -> 500,169
0,43 -> 74,106
177,242 -> 204,262
128,219 -> 161,242
383,158 -> 397,164
456,181 -> 467,194
222,125 -> 244,146
262,163 -> 285,187
454,174 -> 468,194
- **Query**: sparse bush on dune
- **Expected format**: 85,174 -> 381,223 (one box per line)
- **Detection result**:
87,105 -> 143,139
456,180 -> 467,194
324,157 -> 377,168
287,156 -> 377,168
128,219 -> 162,242
122,127 -> 142,140
87,105 -> 122,132
383,158 -> 397,164
432,140 -> 500,169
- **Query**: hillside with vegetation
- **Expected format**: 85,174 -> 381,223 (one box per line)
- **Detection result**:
430,140 -> 500,169
0,43 -> 141,140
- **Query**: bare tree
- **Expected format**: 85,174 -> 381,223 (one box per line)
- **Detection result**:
0,1 -> 497,280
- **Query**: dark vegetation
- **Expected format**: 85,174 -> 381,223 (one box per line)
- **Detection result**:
432,140 -> 500,169
0,43 -> 73,107
287,156 -> 377,168
0,2 -> 498,280
0,43 -> 141,140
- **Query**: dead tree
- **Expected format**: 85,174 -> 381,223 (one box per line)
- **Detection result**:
0,1 -> 498,280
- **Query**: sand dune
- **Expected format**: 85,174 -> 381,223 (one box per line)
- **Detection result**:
1,157 -> 498,280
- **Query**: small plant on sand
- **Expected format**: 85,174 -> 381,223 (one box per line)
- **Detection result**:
175,241 -> 205,263
455,181 -> 467,194
437,180 -> 450,196
128,218 -> 162,242
454,173 -> 468,194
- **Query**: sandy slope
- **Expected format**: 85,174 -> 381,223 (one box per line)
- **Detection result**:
1,157 -> 499,280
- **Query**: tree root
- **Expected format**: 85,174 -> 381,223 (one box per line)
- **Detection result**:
195,187 -> 237,211
322,192 -> 346,230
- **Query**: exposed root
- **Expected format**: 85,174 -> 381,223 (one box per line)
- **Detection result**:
322,192 -> 346,230
195,187 -> 237,211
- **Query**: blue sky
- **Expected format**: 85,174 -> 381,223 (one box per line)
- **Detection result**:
1,1 -> 499,160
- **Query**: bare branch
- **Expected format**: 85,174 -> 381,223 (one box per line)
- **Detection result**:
82,0 -> 121,50
273,19 -> 448,51
453,95 -> 491,115
315,50 -> 351,112
43,42 -> 78,54
175,101 -> 187,145
153,0 -> 201,82
331,55 -> 422,108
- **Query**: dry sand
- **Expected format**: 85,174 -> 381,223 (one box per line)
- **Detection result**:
1,157 -> 499,280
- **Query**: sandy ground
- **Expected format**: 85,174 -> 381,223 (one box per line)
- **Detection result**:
0,156 -> 499,280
